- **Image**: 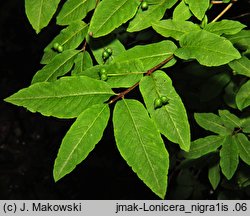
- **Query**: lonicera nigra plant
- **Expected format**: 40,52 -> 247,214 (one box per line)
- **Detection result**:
4,0 -> 250,199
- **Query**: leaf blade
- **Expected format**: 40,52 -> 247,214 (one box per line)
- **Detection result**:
113,99 -> 169,199
54,104 -> 110,181
236,80 -> 250,110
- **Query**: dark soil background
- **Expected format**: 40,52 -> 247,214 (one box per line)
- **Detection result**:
0,0 -> 249,199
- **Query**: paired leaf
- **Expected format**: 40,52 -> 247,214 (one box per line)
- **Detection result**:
184,0 -> 209,20
140,71 -> 190,151
173,1 -> 192,21
174,30 -> 241,66
41,21 -> 88,64
127,0 -> 176,32
113,99 -> 169,199
208,163 -> 221,190
78,59 -> 144,88
32,50 -> 80,83
220,136 -> 239,180
71,52 -> 93,75
194,113 -> 229,135
235,133 -> 250,166
57,0 -> 96,25
236,80 -> 250,110
54,104 -> 110,181
25,0 -> 61,33
229,56 -> 250,78
89,0 -> 140,37
4,76 -> 114,118
204,19 -> 246,36
183,135 -> 223,159
152,20 -> 200,41
115,40 -> 177,70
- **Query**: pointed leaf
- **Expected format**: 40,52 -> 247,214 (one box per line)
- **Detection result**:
235,133 -> 250,166
174,30 -> 241,66
89,0 -> 140,38
56,0 -> 96,25
127,0 -> 176,32
115,40 -> 177,70
194,113 -> 229,135
113,99 -> 169,199
41,21 -> 88,64
140,71 -> 190,151
183,135 -> 223,159
25,0 -> 61,33
236,80 -> 250,110
4,76 -> 114,118
152,19 -> 200,40
54,104 -> 110,181
32,50 -> 80,84
229,56 -> 250,78
208,163 -> 221,190
185,0 -> 210,20
220,136 -> 239,180
204,19 -> 246,36
173,1 -> 192,21
71,52 -> 93,75
218,110 -> 241,130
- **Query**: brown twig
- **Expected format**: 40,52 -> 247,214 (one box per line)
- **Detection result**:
211,1 -> 237,22
108,55 -> 174,104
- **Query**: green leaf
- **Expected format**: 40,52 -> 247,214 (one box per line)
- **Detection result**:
32,50 -> 80,84
183,135 -> 223,159
89,36 -> 126,65
115,40 -> 177,70
174,30 -> 241,66
223,80 -> 239,109
235,133 -> 250,166
200,72 -> 231,101
218,110 -> 241,130
184,0 -> 210,20
71,52 -> 93,75
236,80 -> 250,110
41,21 -> 88,64
4,76 -> 114,119
113,99 -> 169,199
89,0 -> 140,38
78,60 -> 144,88
140,71 -> 190,151
241,117 -> 250,133
220,136 -> 239,180
54,104 -> 110,181
229,56 -> 250,78
226,30 -> 250,50
208,163 -> 221,190
204,19 -> 246,36
152,19 -> 200,41
173,1 -> 192,21
56,0 -> 96,25
194,113 -> 229,135
25,0 -> 61,33
127,0 -> 176,32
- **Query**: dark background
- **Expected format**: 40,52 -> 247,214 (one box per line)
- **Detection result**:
0,0 -> 250,199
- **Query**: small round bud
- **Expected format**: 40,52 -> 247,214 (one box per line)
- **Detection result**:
53,42 -> 60,50
102,51 -> 109,60
100,68 -> 107,75
101,74 -> 108,81
141,1 -> 148,11
154,98 -> 162,109
106,48 -> 112,55
57,45 -> 64,53
161,96 -> 169,105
